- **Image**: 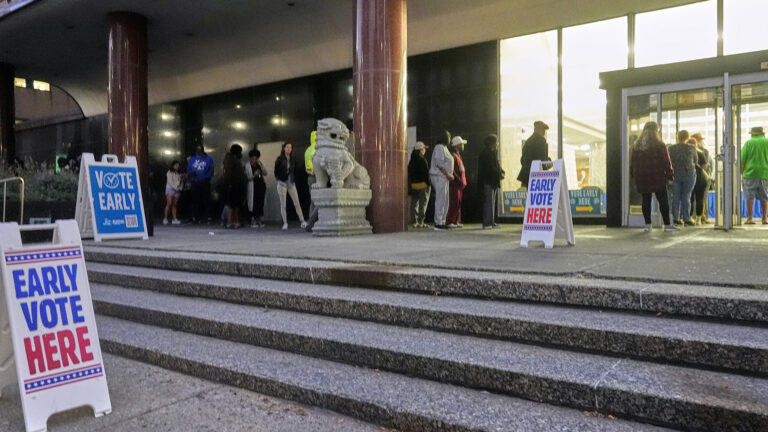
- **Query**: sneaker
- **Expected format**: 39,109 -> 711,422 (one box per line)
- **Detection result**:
492,223 -> 501,229
455,223 -> 464,228
483,225 -> 493,230
171,219 -> 181,225
700,217 -> 712,224
250,221 -> 258,228
684,220 -> 696,227
282,223 -> 288,230
674,219 -> 683,226
433,225 -> 447,231
664,224 -> 680,232
412,223 -> 420,229
446,223 -> 458,229
300,221 -> 308,229
259,221 -> 266,227
643,224 -> 652,232
162,219 -> 169,225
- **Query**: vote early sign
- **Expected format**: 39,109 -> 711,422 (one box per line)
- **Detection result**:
520,160 -> 575,248
0,220 -> 111,432
75,153 -> 148,241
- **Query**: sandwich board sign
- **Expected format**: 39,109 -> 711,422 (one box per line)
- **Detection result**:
0,220 -> 111,432
520,159 -> 575,248
75,153 -> 148,242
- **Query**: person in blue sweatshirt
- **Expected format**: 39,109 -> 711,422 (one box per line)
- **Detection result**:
186,145 -> 214,223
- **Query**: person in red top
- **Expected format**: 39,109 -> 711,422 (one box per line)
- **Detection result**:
630,121 -> 679,232
446,136 -> 468,228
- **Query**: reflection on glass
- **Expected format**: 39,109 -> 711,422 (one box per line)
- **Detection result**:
635,0 -> 717,67
499,30 -> 558,201
562,18 -> 627,199
724,0 -> 768,55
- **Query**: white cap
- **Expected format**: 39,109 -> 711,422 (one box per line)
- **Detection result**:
415,141 -> 428,150
451,136 -> 467,147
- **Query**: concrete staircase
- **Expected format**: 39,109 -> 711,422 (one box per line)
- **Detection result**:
84,246 -> 768,432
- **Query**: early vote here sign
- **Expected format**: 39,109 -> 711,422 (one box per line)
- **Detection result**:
88,165 -> 144,235
524,171 -> 559,231
5,247 -> 102,392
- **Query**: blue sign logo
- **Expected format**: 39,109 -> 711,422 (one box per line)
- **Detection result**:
88,165 -> 144,235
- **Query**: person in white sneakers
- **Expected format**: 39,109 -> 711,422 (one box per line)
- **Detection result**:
274,142 -> 308,230
429,131 -> 454,230
163,161 -> 184,225
630,122 -> 679,232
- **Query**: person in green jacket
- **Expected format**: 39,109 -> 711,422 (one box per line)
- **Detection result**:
741,126 -> 768,224
304,131 -> 318,231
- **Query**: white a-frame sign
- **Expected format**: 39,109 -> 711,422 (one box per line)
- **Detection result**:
0,220 -> 112,432
75,153 -> 148,242
520,159 -> 575,248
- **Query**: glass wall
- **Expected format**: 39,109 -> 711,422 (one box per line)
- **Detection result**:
635,0 -> 717,67
724,0 -> 768,55
499,31 -> 558,202
562,17 -> 627,197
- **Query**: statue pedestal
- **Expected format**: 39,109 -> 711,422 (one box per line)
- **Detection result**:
311,188 -> 372,236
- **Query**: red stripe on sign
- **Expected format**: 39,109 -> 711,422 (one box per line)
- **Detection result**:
25,374 -> 104,394
5,246 -> 81,255
24,363 -> 102,383
6,256 -> 82,266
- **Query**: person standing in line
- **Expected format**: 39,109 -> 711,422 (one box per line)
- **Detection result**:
689,137 -> 709,225
668,130 -> 697,226
408,141 -> 431,228
446,136 -> 468,228
245,148 -> 267,227
478,134 -> 504,229
517,121 -> 551,188
691,132 -> 713,223
741,126 -> 768,224
429,131 -> 454,231
187,145 -> 214,223
274,142 -> 308,230
223,144 -> 247,229
304,131 -> 318,232
163,160 -> 184,225
630,122 -> 679,232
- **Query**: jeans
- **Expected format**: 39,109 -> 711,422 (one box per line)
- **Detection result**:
670,177 -> 696,222
190,181 -> 211,221
410,187 -> 431,224
277,182 -> 305,225
482,184 -> 498,227
430,174 -> 449,226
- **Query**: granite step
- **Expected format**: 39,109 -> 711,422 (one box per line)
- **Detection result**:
91,284 -> 768,432
96,316 -> 676,432
84,246 -> 768,323
87,262 -> 768,376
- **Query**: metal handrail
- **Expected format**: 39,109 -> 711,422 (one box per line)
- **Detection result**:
0,177 -> 24,224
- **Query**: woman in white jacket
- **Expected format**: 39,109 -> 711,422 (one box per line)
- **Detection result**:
164,161 -> 184,224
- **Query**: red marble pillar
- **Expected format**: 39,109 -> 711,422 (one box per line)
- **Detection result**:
0,63 -> 15,164
353,0 -> 407,233
107,12 -> 151,234
107,12 -> 148,177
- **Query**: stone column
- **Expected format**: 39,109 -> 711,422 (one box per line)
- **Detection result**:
0,63 -> 15,164
107,12 -> 151,234
353,0 -> 407,233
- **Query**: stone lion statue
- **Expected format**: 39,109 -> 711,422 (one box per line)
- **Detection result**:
312,118 -> 370,190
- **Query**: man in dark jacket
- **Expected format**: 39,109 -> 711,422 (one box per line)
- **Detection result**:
517,121 -> 551,188
408,141 -> 431,228
478,134 -> 504,229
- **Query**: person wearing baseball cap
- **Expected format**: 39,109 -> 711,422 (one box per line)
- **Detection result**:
408,141 -> 431,228
517,121 -> 551,188
446,136 -> 468,228
741,126 -> 768,224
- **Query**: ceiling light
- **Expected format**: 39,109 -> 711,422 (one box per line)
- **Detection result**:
161,113 -> 172,121
163,131 -> 174,138
233,121 -> 246,130
32,80 -> 50,91
236,105 -> 241,109
163,149 -> 173,156
14,78 -> 26,88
